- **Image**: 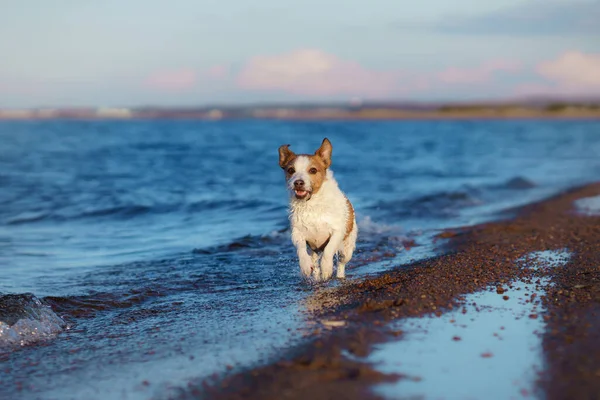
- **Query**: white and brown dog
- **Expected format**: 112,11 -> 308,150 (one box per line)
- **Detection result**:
278,138 -> 357,281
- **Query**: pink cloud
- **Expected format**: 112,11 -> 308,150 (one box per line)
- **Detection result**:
236,49 -> 529,98
234,48 -> 597,100
205,65 -> 229,79
515,51 -> 600,96
537,51 -> 600,89
237,49 -> 404,97
436,59 -> 521,84
145,69 -> 198,91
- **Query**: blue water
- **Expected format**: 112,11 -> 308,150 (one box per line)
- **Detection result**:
1,120 -> 599,399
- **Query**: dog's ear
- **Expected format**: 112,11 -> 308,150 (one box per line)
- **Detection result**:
278,144 -> 295,168
314,138 -> 332,168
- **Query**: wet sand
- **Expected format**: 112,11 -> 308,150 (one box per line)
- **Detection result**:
183,183 -> 600,400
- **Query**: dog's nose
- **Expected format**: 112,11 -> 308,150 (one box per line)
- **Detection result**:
294,179 -> 305,188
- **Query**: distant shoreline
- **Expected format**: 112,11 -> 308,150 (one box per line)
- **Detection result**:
1,103 -> 599,121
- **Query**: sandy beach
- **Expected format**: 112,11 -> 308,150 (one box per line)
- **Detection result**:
192,182 -> 600,400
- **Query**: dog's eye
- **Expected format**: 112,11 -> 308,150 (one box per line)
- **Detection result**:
309,168 -> 318,174
287,167 -> 295,174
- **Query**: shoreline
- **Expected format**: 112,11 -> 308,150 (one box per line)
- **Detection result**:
185,182 -> 600,400
1,108 -> 600,122
1,115 -> 600,122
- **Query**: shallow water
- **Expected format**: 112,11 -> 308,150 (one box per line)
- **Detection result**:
1,120 -> 599,399
369,249 -> 571,400
574,195 -> 600,216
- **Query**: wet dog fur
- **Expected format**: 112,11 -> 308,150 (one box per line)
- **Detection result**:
278,138 -> 357,281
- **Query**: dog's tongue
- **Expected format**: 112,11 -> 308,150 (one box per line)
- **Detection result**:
295,190 -> 307,196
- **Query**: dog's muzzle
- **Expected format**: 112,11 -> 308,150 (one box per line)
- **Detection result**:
293,179 -> 311,200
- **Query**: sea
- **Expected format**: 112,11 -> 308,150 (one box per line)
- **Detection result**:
1,119 -> 599,400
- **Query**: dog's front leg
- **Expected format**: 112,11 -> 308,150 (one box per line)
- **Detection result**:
320,230 -> 344,281
291,228 -> 313,279
307,247 -> 321,279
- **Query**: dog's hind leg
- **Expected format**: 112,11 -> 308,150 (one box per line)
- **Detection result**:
337,223 -> 357,279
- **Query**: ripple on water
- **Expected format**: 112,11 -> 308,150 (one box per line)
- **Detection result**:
0,293 -> 68,349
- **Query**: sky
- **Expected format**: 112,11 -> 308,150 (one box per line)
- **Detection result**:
1,0 -> 599,107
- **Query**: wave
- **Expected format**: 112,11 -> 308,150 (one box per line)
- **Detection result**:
44,286 -> 170,319
367,177 -> 537,221
0,293 -> 68,349
357,215 -> 404,236
5,204 -> 166,225
0,286 -> 179,352
493,176 -> 536,190
76,204 -> 156,219
368,190 -> 483,219
186,199 -> 277,213
5,199 -> 282,226
192,227 -> 289,255
4,211 -> 50,225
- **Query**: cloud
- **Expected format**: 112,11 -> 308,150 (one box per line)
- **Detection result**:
205,65 -> 229,79
436,60 -> 521,84
537,51 -> 600,87
515,51 -> 600,96
236,49 -> 403,97
143,65 -> 229,91
235,49 -> 527,99
435,1 -> 600,36
144,69 -> 198,91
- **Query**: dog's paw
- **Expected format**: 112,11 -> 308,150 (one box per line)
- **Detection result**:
336,263 -> 346,279
311,264 -> 321,280
320,258 -> 334,280
299,256 -> 313,278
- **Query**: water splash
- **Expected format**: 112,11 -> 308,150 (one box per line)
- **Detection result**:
0,293 -> 68,348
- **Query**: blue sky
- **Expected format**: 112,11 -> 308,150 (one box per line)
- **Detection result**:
1,0 -> 599,107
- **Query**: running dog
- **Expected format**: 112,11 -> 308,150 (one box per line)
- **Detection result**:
278,138 -> 357,281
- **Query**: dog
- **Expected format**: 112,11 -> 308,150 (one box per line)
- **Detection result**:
278,138 -> 357,281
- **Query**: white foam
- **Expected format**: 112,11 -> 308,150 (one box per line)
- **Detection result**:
367,250 -> 570,399
358,216 -> 404,236
574,195 -> 600,216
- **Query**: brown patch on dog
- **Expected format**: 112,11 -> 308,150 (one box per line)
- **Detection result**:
306,156 -> 328,195
305,138 -> 332,194
315,138 -> 332,168
344,198 -> 355,240
279,139 -> 333,196
279,144 -> 296,169
283,160 -> 299,181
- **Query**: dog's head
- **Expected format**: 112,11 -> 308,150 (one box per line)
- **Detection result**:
278,138 -> 332,201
